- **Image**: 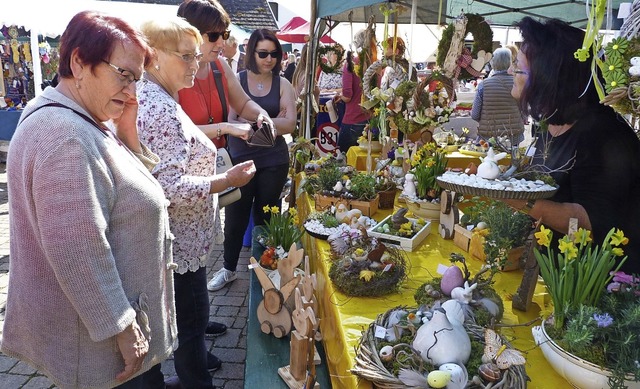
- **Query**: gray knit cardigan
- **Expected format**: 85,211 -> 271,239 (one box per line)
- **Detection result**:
1,87 -> 177,388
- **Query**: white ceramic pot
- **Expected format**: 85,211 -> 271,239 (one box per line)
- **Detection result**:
532,321 -> 640,389
406,198 -> 441,220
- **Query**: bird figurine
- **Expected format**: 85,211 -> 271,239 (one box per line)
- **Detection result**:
413,307 -> 471,365
391,207 -> 410,230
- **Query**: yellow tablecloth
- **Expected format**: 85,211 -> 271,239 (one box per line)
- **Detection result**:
295,174 -> 565,389
346,146 -> 508,171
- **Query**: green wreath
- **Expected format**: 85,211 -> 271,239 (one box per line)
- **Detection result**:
318,43 -> 344,74
436,14 -> 493,80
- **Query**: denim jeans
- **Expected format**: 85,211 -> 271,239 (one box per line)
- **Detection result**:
223,163 -> 289,271
338,122 -> 367,153
173,266 -> 213,388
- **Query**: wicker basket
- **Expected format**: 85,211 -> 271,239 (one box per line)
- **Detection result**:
351,306 -> 529,388
378,189 -> 397,209
437,178 -> 558,200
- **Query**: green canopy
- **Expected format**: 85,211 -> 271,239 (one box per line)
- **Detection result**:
317,0 -> 626,29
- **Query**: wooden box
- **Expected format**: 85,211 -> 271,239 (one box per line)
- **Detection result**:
453,224 -> 473,252
368,216 -> 431,252
469,233 -> 524,271
314,194 -> 379,217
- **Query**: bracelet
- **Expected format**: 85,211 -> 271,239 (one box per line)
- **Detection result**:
521,199 -> 536,214
216,126 -> 222,139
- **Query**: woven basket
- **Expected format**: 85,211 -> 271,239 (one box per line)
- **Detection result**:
436,179 -> 558,200
351,306 -> 529,388
378,189 -> 397,209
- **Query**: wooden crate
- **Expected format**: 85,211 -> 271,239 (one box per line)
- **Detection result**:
469,233 -> 524,271
453,224 -> 472,252
314,194 -> 379,217
368,216 -> 431,252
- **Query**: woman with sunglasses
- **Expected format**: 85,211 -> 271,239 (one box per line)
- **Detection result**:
136,17 -> 256,389
210,28 -> 296,293
177,0 -> 271,151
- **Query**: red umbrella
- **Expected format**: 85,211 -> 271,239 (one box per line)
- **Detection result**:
279,16 -> 307,33
277,20 -> 336,44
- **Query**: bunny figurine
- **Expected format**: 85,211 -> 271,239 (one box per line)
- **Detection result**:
476,147 -> 507,179
450,281 -> 478,304
402,173 -> 417,199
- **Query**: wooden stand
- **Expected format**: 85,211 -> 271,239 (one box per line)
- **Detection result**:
513,220 -> 542,311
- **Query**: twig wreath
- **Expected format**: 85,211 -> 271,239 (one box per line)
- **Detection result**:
437,13 -> 493,80
318,43 -> 345,74
362,57 -> 410,99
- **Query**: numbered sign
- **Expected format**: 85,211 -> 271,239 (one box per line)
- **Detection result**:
316,122 -> 339,156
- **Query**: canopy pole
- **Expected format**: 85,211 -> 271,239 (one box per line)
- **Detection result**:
30,30 -> 42,98
408,0 -> 417,80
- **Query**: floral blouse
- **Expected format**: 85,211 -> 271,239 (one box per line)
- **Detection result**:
137,78 -> 217,274
318,70 -> 343,91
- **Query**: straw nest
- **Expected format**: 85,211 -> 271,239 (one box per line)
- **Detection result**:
351,306 -> 529,389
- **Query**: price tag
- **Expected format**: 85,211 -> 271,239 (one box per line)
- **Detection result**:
383,264 -> 392,272
437,263 -> 449,275
374,325 -> 387,339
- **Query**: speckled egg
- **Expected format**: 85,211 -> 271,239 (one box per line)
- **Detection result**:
427,370 -> 450,388
440,266 -> 465,296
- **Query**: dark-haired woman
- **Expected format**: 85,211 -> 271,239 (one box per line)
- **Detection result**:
507,17 -> 640,273
335,51 -> 370,153
208,28 -> 296,292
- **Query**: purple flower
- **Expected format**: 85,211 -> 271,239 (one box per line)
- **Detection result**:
593,313 -> 614,328
387,149 -> 396,159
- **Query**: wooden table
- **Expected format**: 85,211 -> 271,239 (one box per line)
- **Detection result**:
295,175 -> 566,388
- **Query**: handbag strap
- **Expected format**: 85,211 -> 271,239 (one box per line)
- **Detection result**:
210,61 -> 228,122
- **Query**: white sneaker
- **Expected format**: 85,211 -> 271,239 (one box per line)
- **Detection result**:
208,268 -> 237,291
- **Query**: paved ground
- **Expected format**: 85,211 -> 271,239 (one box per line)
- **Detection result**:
0,162 -> 252,388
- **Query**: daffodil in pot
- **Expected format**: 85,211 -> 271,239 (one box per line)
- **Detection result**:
531,226 -> 638,388
403,143 -> 448,220
257,206 -> 304,272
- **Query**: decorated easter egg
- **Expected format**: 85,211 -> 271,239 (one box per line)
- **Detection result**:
440,265 -> 464,296
427,370 -> 451,388
379,345 -> 394,362
439,363 -> 468,389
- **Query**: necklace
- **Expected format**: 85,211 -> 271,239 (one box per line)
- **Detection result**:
254,72 -> 270,92
194,65 -> 214,124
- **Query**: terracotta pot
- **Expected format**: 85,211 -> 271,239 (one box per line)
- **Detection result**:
532,319 -> 640,388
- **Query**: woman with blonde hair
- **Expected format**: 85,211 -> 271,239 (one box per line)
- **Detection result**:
137,17 -> 256,388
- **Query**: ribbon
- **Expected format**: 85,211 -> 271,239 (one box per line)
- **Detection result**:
454,47 -> 481,79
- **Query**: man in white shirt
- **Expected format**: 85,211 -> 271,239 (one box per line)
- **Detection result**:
223,34 -> 245,74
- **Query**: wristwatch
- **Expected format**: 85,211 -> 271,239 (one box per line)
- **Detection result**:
521,199 -> 536,214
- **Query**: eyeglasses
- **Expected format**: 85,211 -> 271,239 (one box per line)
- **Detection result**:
102,60 -> 139,85
205,30 -> 231,42
512,69 -> 529,76
170,51 -> 204,63
256,51 -> 279,59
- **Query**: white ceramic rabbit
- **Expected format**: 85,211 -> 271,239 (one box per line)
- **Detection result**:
477,147 -> 507,179
450,281 -> 477,304
402,173 -> 417,199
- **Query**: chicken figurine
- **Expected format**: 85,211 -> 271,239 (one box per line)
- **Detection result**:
476,147 -> 507,180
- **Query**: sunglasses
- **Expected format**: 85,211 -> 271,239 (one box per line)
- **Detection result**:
205,30 -> 231,42
256,51 -> 279,59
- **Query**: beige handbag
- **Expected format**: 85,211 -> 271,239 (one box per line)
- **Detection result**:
216,147 -> 241,207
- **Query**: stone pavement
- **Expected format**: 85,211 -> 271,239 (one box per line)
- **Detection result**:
0,163 -> 252,388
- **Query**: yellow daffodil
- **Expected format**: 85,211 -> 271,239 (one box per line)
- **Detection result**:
558,237 -> 578,260
359,270 -> 376,282
535,225 -> 552,247
263,205 -> 271,213
271,206 -> 279,214
289,208 -> 297,217
610,228 -> 629,246
573,228 -> 592,246
355,248 -> 365,256
612,247 -> 625,257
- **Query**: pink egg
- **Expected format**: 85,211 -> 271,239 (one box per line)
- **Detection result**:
440,266 -> 465,296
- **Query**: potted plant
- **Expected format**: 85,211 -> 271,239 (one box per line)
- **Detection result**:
465,199 -> 533,271
306,166 -> 380,217
531,226 -> 637,388
358,114 -> 382,152
374,165 -> 397,209
257,206 -> 304,272
403,142 -> 448,219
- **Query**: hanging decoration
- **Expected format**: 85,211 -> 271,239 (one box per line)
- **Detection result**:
317,43 -> 344,74
436,14 -> 493,80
